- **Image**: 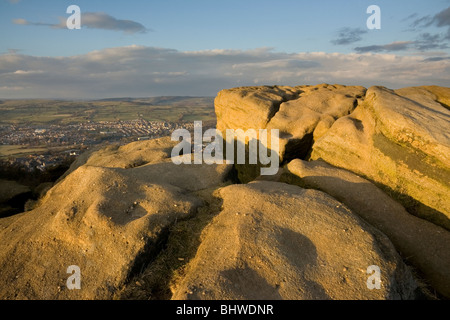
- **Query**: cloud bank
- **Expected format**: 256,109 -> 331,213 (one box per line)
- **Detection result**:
13,12 -> 149,34
354,41 -> 414,53
0,46 -> 449,99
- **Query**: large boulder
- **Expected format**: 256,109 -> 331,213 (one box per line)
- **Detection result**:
266,84 -> 366,160
281,159 -> 450,298
172,181 -> 417,300
60,136 -> 177,180
311,86 -> 450,230
215,85 -> 301,133
0,137 -> 233,299
216,84 -> 366,163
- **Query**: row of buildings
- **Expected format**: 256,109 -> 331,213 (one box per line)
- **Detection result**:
0,119 -> 194,147
0,119 -> 196,172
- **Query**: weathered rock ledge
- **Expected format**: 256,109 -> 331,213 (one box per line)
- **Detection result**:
0,84 -> 449,300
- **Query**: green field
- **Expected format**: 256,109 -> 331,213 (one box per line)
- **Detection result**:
0,96 -> 216,125
0,145 -> 49,158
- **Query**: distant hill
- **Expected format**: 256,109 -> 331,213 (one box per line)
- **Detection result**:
0,96 -> 216,125
95,96 -> 214,105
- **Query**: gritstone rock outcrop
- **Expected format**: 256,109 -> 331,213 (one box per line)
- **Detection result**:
0,137 -> 233,299
1,84 -> 449,300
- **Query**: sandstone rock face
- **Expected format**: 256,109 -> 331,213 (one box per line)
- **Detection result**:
267,84 -> 366,160
282,159 -> 450,298
215,85 -> 301,133
172,181 -> 417,300
0,137 -> 233,299
216,84 -> 366,163
2,84 -> 449,301
311,86 -> 450,230
60,136 -> 177,179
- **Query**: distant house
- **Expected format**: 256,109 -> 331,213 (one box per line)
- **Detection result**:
64,149 -> 80,156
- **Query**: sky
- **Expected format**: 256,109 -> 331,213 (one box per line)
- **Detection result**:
0,0 -> 449,99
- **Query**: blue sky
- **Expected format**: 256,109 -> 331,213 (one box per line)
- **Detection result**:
0,0 -> 449,98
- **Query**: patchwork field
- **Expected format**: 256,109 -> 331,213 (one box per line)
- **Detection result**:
0,96 -> 215,125
0,145 -> 48,157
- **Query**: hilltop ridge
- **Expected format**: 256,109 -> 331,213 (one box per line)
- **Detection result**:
0,84 -> 449,300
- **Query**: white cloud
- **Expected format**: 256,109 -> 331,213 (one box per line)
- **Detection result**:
13,70 -> 44,75
0,46 -> 449,99
0,86 -> 24,91
12,18 -> 28,25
